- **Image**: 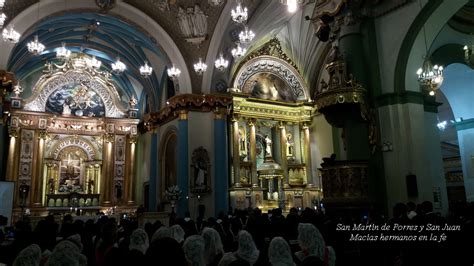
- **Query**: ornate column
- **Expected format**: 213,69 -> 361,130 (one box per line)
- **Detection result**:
125,135 -> 137,205
279,122 -> 289,186
231,116 -> 240,187
6,128 -> 20,182
102,133 -> 114,206
94,164 -> 100,194
149,131 -> 159,211
31,130 -> 46,207
302,123 -> 314,185
248,119 -> 257,186
177,110 -> 189,217
214,108 -> 229,215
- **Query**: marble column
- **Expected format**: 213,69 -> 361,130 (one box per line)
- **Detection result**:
149,132 -> 159,211
248,119 -> 257,187
214,108 -> 229,215
302,123 -> 314,185
231,117 -> 240,187
125,135 -> 137,205
279,123 -> 289,186
177,110 -> 189,217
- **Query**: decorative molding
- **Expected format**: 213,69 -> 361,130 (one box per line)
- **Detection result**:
51,136 -> 97,161
237,38 -> 297,71
232,94 -> 315,123
23,55 -> 127,118
144,93 -> 232,127
232,56 -> 308,101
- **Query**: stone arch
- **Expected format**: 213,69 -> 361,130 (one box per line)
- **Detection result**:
394,0 -> 468,93
51,137 -> 98,161
159,126 -> 178,200
232,56 -> 309,101
0,0 -> 192,94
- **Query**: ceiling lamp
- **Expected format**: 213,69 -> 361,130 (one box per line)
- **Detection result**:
215,53 -> 229,72
281,0 -> 299,13
0,0 -> 4,9
2,25 -> 21,43
0,13 -> 6,28
416,60 -> 443,96
86,55 -> 102,70
111,57 -> 126,74
239,26 -> 255,44
56,42 -> 71,60
193,58 -> 208,75
231,43 -> 247,58
27,35 -> 45,55
140,61 -> 153,77
167,65 -> 181,78
231,2 -> 248,24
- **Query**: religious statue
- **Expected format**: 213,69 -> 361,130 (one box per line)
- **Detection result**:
191,4 -> 207,37
62,103 -> 71,115
238,129 -> 247,157
178,7 -> 193,38
177,5 -> 207,39
87,179 -> 94,194
129,96 -> 138,109
264,135 -> 272,157
48,177 -> 55,194
194,161 -> 206,188
286,133 -> 294,157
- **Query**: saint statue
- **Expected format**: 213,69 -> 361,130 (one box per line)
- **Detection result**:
286,134 -> 294,157
178,7 -> 193,38
194,161 -> 206,188
191,4 -> 207,37
239,129 -> 247,156
63,103 -> 71,115
264,135 -> 272,157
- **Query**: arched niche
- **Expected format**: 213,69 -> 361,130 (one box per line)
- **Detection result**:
159,129 -> 178,200
232,56 -> 309,101
23,56 -> 127,118
50,136 -> 98,161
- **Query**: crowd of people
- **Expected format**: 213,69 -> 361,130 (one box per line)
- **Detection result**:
0,200 -> 472,266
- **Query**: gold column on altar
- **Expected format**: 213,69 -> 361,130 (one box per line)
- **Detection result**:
231,117 -> 240,187
279,123 -> 289,186
125,135 -> 137,205
102,134 -> 114,205
302,123 -> 313,185
32,130 -> 47,207
248,119 -> 257,186
6,128 -> 20,182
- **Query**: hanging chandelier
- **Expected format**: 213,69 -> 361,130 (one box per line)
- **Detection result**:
231,43 -> 247,58
86,55 -> 102,70
0,13 -> 6,28
193,58 -> 208,75
167,65 -> 181,78
0,0 -> 4,9
56,42 -> 71,60
27,35 -> 45,55
231,2 -> 248,24
239,26 -> 255,44
2,25 -> 21,43
215,53 -> 229,72
416,60 -> 443,96
140,61 -> 153,77
280,0 -> 300,13
111,57 -> 126,74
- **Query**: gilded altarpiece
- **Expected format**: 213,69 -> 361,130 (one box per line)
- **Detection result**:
228,39 -> 321,212
6,54 -> 139,218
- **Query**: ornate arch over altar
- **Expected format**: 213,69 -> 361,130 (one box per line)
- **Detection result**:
23,55 -> 127,118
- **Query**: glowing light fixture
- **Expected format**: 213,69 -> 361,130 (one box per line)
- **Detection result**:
56,42 -> 71,60
111,57 -> 126,74
140,61 -> 153,77
167,65 -> 181,78
214,53 -> 229,72
231,43 -> 247,58
2,25 -> 21,43
0,13 -> 6,28
239,26 -> 255,44
86,55 -> 102,69
231,1 -> 248,24
27,35 -> 45,55
193,58 -> 207,75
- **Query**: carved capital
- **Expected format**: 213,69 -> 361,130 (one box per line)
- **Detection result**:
38,129 -> 49,140
178,110 -> 188,120
8,127 -> 19,138
103,133 -> 115,143
129,135 -> 138,144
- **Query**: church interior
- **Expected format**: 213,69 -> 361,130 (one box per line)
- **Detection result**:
0,0 -> 473,265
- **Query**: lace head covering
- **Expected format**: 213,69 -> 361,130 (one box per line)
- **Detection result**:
129,228 -> 149,254
151,226 -> 172,243
236,230 -> 259,265
297,223 -> 324,257
13,244 -> 41,266
201,227 -> 224,263
183,235 -> 205,266
171,224 -> 185,243
268,237 -> 294,266
45,240 -> 87,266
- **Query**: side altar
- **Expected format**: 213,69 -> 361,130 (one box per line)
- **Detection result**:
4,54 -> 139,220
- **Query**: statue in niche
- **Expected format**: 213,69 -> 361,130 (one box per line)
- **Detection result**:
191,147 -> 210,193
87,178 -> 94,194
286,133 -> 294,157
264,135 -> 272,157
191,4 -> 207,37
48,177 -> 55,194
238,128 -> 247,157
62,103 -> 71,115
178,7 -> 193,38
115,181 -> 122,200
177,5 -> 207,39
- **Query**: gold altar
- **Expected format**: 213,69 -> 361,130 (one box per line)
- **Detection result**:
5,54 -> 139,219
